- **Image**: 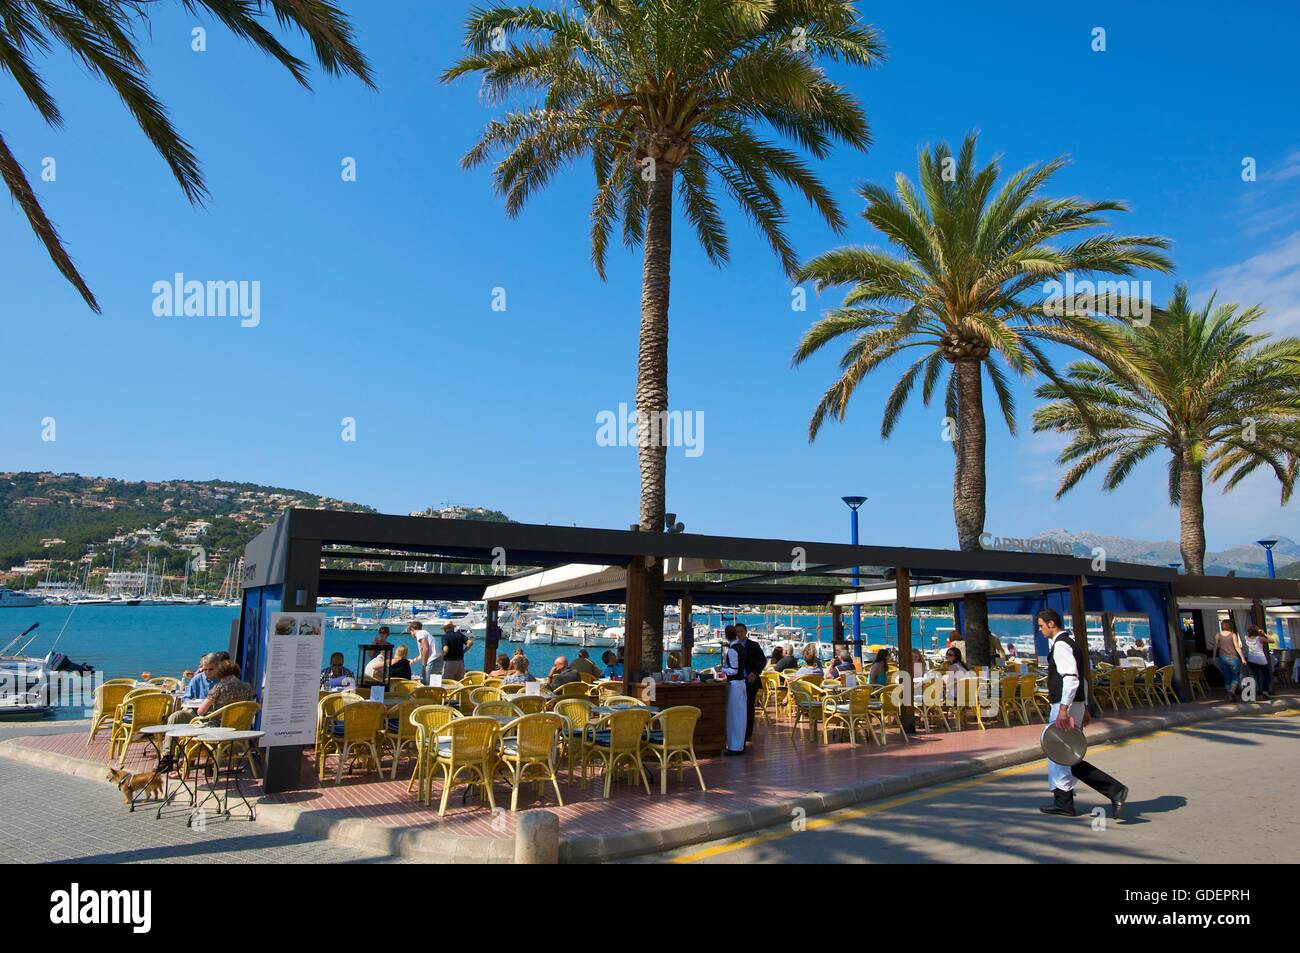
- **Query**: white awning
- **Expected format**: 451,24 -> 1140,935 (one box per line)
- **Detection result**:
834,578 -> 1064,607
482,557 -> 722,603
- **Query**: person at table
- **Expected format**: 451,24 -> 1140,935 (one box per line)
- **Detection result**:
159,660 -> 255,768
735,623 -> 766,745
601,650 -> 623,679
409,620 -> 440,682
158,653 -> 221,750
437,622 -> 473,681
768,645 -> 790,672
1005,643 -> 1019,661
1036,608 -> 1128,819
388,645 -> 413,681
546,656 -> 582,689
374,625 -> 391,646
571,649 -> 600,679
321,652 -> 355,689
720,628 -> 748,756
1125,639 -> 1149,661
489,653 -> 512,677
504,656 -> 536,684
792,644 -> 822,677
866,648 -> 890,687
824,648 -> 856,680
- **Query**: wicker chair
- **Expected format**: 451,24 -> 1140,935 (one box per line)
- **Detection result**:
474,700 -> 521,719
469,687 -> 505,706
315,692 -> 357,767
499,712 -> 565,810
460,671 -> 487,687
553,681 -> 591,699
583,707 -> 654,798
409,685 -> 450,704
407,704 -> 461,799
553,698 -> 595,784
384,699 -> 424,779
821,686 -> 881,747
787,678 -> 825,737
320,700 -> 387,783
871,684 -> 911,745
87,681 -> 135,748
643,705 -> 707,793
511,695 -> 549,715
109,690 -> 173,766
431,716 -> 501,815
184,700 -> 261,778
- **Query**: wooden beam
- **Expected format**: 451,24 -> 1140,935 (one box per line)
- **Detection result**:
482,600 -> 500,674
1069,575 -> 1096,709
680,591 -> 693,669
832,604 -> 844,648
623,557 -> 645,694
895,567 -> 914,731
1101,611 -> 1117,663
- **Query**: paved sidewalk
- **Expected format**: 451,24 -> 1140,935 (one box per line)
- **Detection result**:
0,751 -> 400,865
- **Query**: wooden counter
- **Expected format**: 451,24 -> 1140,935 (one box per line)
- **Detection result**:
638,679 -> 729,756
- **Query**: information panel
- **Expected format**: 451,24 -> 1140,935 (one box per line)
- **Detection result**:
259,611 -> 326,746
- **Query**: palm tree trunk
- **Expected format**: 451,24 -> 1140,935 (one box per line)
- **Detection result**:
635,165 -> 674,673
1178,458 -> 1207,575
953,358 -> 992,666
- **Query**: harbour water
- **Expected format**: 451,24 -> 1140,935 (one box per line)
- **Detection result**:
3,604 -> 1150,720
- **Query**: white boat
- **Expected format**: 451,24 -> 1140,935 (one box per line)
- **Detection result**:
0,589 -> 42,609
0,654 -> 53,717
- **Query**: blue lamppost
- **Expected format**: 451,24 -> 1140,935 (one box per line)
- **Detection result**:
1257,539 -> 1287,646
842,496 -> 867,659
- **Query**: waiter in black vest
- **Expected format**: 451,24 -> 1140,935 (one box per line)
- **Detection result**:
1036,608 -> 1129,819
735,623 -> 766,744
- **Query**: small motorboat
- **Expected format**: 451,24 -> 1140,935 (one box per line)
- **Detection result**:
0,623 -> 95,719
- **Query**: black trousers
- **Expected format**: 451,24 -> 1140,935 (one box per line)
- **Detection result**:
745,679 -> 758,741
1070,760 -> 1124,799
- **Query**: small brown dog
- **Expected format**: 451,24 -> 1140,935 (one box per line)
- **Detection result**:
107,767 -> 164,807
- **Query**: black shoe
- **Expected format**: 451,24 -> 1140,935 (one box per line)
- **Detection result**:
723,749 -> 746,757
1110,785 -> 1129,821
1039,788 -> 1077,817
156,754 -> 175,773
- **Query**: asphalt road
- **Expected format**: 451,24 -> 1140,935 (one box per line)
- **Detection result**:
641,709 -> 1300,864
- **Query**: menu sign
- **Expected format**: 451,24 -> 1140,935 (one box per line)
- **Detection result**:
260,611 -> 326,746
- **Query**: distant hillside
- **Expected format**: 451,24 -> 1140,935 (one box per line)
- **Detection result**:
0,471 -> 372,580
1026,529 -> 1297,577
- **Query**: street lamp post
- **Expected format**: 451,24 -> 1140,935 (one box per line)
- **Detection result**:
1257,539 -> 1287,647
842,496 -> 867,660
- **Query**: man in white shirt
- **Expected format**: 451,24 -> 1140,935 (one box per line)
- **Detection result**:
1037,608 -> 1129,819
408,620 -> 440,683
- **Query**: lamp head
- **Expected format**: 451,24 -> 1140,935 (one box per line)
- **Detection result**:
841,496 -> 867,510
1257,539 -> 1279,550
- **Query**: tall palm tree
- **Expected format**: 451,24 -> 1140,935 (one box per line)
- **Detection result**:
1033,285 -> 1300,575
444,0 -> 883,670
792,133 -> 1173,664
0,0 -> 373,312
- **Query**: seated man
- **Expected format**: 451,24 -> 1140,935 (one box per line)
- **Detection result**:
772,644 -> 799,672
546,656 -> 582,689
503,655 -> 535,684
320,652 -> 355,689
571,649 -> 600,678
600,650 -> 624,679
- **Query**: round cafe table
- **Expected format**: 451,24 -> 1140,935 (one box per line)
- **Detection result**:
151,724 -> 223,818
185,727 -> 264,824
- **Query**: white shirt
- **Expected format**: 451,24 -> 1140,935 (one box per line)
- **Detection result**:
1052,631 -> 1081,706
414,629 -> 438,663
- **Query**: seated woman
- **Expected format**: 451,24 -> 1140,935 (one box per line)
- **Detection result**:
488,653 -> 512,677
388,645 -> 412,681
867,648 -> 891,686
160,659 -> 254,768
502,655 -> 536,684
794,645 -> 822,676
942,647 -> 970,700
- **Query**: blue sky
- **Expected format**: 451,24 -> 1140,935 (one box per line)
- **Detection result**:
2,1 -> 1296,552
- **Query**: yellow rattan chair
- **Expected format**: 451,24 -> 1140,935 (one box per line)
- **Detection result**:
1017,675 -> 1045,722
109,690 -> 173,766
388,678 -> 422,696
431,716 -> 501,815
383,699 -> 424,779
821,685 -> 881,747
500,682 -> 526,695
554,681 -> 591,699
1152,665 -> 1178,705
1135,667 -> 1159,706
994,675 -> 1022,728
1185,657 -> 1210,701
583,706 -> 654,798
474,700 -> 521,718
469,687 -> 505,706
945,675 -> 986,731
915,675 -> 951,732
787,678 -> 825,737
511,695 -> 549,715
87,681 -> 135,748
758,671 -> 784,719
553,698 -> 595,784
499,712 -> 565,811
460,671 -> 487,687
321,700 -> 387,783
871,684 -> 911,745
643,705 -> 707,794
147,676 -> 182,691
603,695 -> 647,708
408,685 -> 450,705
594,681 -> 623,703
1092,668 -> 1118,712
184,700 -> 261,778
482,677 -> 505,689
407,704 -> 461,799
315,692 -> 357,767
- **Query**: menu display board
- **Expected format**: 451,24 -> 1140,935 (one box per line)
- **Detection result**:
260,611 -> 326,746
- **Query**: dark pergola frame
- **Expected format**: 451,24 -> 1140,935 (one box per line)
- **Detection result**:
239,508 -> 1300,793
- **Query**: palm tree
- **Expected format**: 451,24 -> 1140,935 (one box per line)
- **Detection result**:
444,0 -> 884,670
0,0 -> 373,312
1033,285 -> 1300,575
792,133 -> 1173,664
